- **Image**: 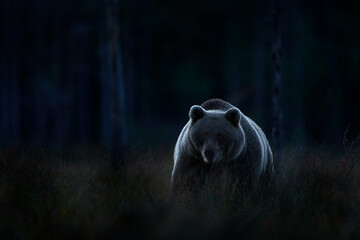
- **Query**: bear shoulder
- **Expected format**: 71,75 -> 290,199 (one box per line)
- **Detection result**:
201,98 -> 234,111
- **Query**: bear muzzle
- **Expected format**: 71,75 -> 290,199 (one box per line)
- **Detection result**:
203,149 -> 215,163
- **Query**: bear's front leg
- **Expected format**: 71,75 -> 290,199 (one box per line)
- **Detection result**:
171,163 -> 202,200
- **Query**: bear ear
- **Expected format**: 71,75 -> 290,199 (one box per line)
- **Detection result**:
225,108 -> 241,127
189,105 -> 205,122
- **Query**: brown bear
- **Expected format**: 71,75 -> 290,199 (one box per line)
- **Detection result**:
171,99 -> 274,197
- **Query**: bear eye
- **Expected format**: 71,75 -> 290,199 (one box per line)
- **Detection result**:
195,134 -> 205,146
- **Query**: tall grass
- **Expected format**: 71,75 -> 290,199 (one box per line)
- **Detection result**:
1,141 -> 360,239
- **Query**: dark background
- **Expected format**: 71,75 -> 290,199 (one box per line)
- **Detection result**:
1,0 -> 360,150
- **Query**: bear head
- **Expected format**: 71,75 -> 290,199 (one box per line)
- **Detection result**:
188,105 -> 246,164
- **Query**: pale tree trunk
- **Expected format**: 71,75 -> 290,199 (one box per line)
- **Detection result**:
106,0 -> 127,170
271,0 -> 283,174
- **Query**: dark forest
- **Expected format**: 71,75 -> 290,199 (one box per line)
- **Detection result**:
1,0 -> 360,239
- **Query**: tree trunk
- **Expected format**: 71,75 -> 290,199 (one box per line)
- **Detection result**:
35,0 -> 46,144
290,0 -> 305,147
138,2 -> 153,129
271,0 -> 283,174
0,0 -> 10,145
252,11 -> 266,127
325,35 -> 343,144
122,0 -> 136,144
99,21 -> 112,146
51,0 -> 64,146
8,1 -> 21,144
106,0 -> 128,170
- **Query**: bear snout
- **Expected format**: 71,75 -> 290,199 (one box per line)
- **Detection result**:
204,149 -> 215,163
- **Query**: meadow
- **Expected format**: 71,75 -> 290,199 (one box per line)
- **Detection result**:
1,138 -> 360,239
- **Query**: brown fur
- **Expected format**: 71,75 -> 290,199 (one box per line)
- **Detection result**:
201,98 -> 234,111
171,99 -> 274,198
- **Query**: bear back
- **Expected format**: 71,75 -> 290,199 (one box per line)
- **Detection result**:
201,98 -> 234,111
